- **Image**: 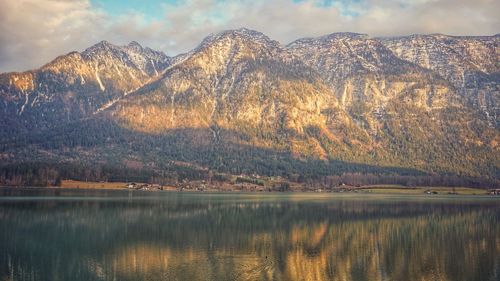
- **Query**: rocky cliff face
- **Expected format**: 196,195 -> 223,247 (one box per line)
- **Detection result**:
381,34 -> 500,127
286,32 -> 454,133
120,30 -> 323,128
0,29 -> 498,179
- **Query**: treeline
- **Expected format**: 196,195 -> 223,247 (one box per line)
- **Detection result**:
0,162 -> 498,189
0,162 -> 156,187
314,173 -> 499,189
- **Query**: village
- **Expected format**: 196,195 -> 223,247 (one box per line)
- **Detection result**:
122,180 -> 500,195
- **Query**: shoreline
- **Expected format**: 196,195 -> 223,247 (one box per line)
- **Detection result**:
0,183 -> 495,196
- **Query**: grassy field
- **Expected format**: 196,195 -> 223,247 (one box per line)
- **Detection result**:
60,180 -> 128,189
361,186 -> 488,195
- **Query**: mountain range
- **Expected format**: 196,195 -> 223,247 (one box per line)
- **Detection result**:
0,28 -> 498,187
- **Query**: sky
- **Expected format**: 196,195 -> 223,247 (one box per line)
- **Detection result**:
0,0 -> 498,72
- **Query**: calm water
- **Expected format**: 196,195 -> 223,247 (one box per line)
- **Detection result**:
0,188 -> 499,281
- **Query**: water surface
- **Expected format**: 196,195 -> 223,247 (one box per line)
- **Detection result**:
0,188 -> 499,281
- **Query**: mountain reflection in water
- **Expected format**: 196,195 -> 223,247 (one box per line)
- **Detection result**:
0,189 -> 498,281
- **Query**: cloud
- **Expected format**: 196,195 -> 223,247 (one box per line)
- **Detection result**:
0,0 -> 165,72
0,0 -> 498,72
0,0 -> 102,72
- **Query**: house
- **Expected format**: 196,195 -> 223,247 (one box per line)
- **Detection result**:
489,189 -> 500,195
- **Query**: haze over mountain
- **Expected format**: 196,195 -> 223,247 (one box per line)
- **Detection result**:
0,28 -> 498,187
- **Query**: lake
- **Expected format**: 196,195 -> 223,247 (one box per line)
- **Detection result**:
0,188 -> 499,281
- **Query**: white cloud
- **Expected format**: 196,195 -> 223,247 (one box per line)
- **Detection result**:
0,0 -> 102,72
0,0 -> 498,72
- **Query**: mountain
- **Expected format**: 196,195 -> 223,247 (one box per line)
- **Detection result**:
110,29 -> 358,152
287,32 -> 498,177
0,41 -> 170,135
0,28 -> 498,187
